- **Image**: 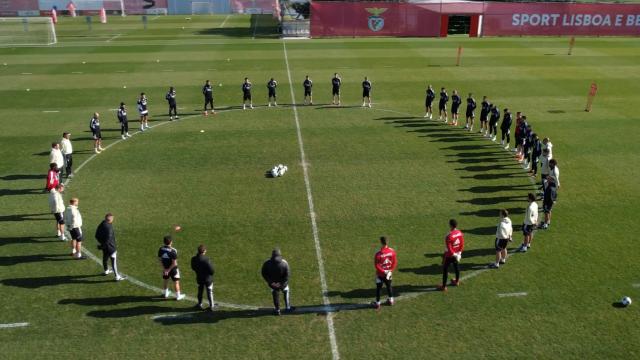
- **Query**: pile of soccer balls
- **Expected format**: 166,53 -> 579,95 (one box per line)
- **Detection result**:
270,164 -> 288,178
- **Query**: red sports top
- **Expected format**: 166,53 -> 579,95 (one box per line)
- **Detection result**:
46,169 -> 59,191
444,229 -> 464,257
374,246 -> 397,277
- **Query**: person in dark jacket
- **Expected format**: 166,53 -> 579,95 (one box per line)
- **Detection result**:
95,213 -> 125,281
261,248 -> 294,315
500,108 -> 513,150
191,244 -> 215,311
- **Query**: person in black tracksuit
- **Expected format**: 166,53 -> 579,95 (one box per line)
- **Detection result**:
166,87 -> 178,120
489,104 -> 500,141
500,108 -> 512,149
95,213 -> 125,281
191,244 -> 215,311
202,80 -> 214,115
261,248 -> 294,315
117,102 -> 129,139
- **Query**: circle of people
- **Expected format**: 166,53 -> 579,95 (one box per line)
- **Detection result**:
43,76 -> 561,314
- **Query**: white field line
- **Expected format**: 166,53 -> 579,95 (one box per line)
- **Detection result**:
63,112 -> 261,311
632,283 -> 640,288
282,40 -> 340,360
497,292 -> 528,298
150,15 -> 160,21
21,72 -> 32,75
71,71 -> 83,74
0,322 -> 29,329
42,110 -> 60,113
161,69 -> 174,72
252,15 -> 259,39
106,33 -> 122,42
219,14 -> 231,28
115,70 -> 127,73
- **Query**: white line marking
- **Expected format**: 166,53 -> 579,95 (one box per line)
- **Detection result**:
252,15 -> 259,39
0,322 -> 29,329
71,71 -> 83,74
632,283 -> 640,288
151,15 -> 160,21
42,110 -> 60,113
497,292 -> 528,298
21,72 -> 32,75
162,69 -> 174,72
282,40 -> 340,360
115,70 -> 127,73
64,111 -> 264,311
106,33 -> 122,42
219,14 -> 231,28
207,69 -> 216,71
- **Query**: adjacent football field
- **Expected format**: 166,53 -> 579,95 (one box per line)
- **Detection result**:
1,14 -> 639,359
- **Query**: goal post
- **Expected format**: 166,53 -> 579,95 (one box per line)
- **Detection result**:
72,0 -> 126,17
0,17 -> 57,46
192,2 -> 213,15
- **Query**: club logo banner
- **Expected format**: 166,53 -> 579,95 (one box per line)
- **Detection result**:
366,8 -> 387,32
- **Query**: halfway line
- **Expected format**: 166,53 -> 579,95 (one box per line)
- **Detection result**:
282,40 -> 340,360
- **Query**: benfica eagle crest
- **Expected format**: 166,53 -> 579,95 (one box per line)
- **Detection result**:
366,8 -> 388,32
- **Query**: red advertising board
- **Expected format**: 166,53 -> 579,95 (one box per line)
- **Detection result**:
310,2 -> 441,37
482,2 -> 640,36
0,0 -> 39,16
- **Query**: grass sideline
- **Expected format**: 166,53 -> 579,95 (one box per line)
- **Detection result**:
1,14 -> 640,359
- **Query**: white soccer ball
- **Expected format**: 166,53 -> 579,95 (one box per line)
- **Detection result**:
621,296 -> 632,307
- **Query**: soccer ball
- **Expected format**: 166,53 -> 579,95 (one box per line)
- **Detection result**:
621,296 -> 632,307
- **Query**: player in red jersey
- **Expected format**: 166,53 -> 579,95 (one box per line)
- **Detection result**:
46,163 -> 59,192
371,236 -> 397,309
438,219 -> 464,291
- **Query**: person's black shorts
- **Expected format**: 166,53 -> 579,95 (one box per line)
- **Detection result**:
268,90 -> 276,98
332,88 -> 340,96
426,99 -> 433,107
243,93 -> 251,101
162,267 -> 180,281
495,238 -> 509,251
92,128 -> 102,140
439,103 -> 447,111
543,187 -> 557,213
304,89 -> 312,96
70,227 -> 83,241
54,212 -> 64,225
451,106 -> 459,115
466,110 -> 474,118
522,224 -> 535,236
480,112 -> 488,122
363,90 -> 370,98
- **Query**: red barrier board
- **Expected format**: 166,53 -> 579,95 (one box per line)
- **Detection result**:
0,0 -> 39,16
482,2 -> 640,36
310,2 -> 441,37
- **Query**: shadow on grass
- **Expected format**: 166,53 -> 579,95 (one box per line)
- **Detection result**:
460,207 -> 525,218
0,253 -> 75,266
0,213 -> 51,222
59,295 -> 165,306
0,174 -> 43,181
0,188 -> 44,196
458,184 -> 533,194
0,236 -> 59,246
326,285 -> 436,299
1,274 -> 112,288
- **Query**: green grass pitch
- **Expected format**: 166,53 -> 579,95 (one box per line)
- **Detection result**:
1,14 -> 639,359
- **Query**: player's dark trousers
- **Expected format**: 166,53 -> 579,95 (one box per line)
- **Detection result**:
102,250 -> 118,275
204,98 -> 213,110
197,282 -> 214,307
169,104 -> 177,117
272,288 -> 290,310
501,129 -> 510,144
376,278 -> 393,302
442,256 -> 460,286
64,154 -> 73,176
120,121 -> 128,135
490,122 -> 498,136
